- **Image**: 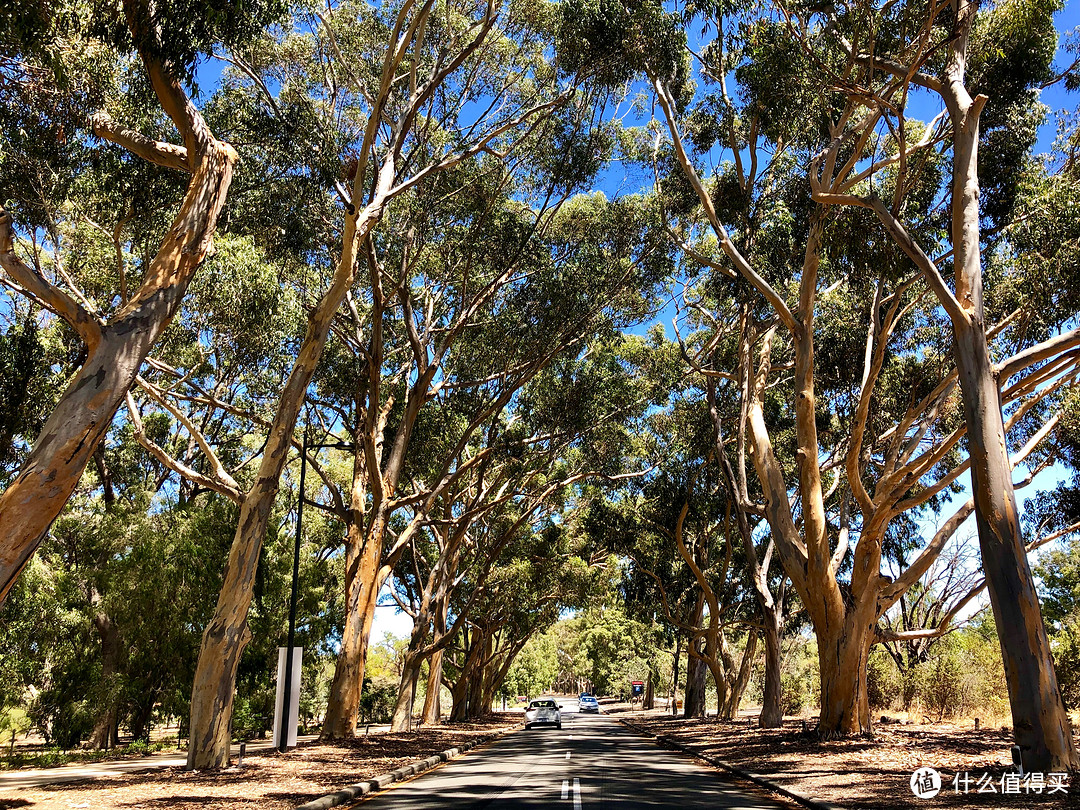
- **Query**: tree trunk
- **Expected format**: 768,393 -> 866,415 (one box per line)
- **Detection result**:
927,6 -> 1078,769
186,496 -> 264,768
955,320 -> 1079,770
185,111 -> 400,767
422,648 -> 443,725
711,659 -> 729,719
759,611 -> 783,728
684,646 -> 707,719
322,526 -> 381,739
644,672 -> 654,710
449,677 -> 469,722
723,630 -> 756,720
671,637 -> 681,717
0,135 -> 236,608
816,619 -> 871,736
89,612 -> 121,750
449,629 -> 484,722
390,653 -> 422,732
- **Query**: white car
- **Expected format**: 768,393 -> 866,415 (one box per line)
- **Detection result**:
524,698 -> 562,730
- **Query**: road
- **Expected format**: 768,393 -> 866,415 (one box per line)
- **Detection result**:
358,701 -> 789,809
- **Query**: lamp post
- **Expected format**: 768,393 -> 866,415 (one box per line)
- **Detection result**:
278,432 -> 354,753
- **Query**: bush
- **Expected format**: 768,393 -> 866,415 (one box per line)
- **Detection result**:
231,691 -> 274,742
1049,618 -> 1080,709
920,644 -> 966,721
867,648 -> 900,710
891,617 -> 1010,722
358,677 -> 398,724
780,672 -> 809,716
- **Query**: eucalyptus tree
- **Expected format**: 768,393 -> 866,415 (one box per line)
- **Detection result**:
121,0 -> 659,759
274,161 -> 669,739
787,0 -> 1080,768
114,0 -> 591,763
443,518 -> 596,720
0,1 -> 290,603
310,182 -> 667,738
564,0 -> 1080,747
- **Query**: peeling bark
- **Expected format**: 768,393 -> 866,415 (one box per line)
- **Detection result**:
0,102 -> 236,606
322,523 -> 382,739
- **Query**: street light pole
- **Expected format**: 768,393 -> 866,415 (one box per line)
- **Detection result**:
278,433 -> 354,753
279,430 -> 308,753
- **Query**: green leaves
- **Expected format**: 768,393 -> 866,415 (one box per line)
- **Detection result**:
556,0 -> 688,95
88,0 -> 290,81
0,318 -> 45,482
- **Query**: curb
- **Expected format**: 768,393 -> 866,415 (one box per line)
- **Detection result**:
294,726 -> 518,810
617,717 -> 845,810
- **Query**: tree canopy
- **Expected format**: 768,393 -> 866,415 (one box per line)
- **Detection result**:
3,0 -> 1080,775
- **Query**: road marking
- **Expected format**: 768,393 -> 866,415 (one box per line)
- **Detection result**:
561,779 -> 569,799
565,751 -> 571,759
573,777 -> 582,810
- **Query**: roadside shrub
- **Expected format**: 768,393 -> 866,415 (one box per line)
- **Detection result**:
920,643 -> 965,721
231,691 -> 274,742
779,633 -> 819,716
900,617 -> 1009,722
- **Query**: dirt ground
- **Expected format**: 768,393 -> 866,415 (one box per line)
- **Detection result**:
0,717 -> 517,810
620,713 -> 1080,810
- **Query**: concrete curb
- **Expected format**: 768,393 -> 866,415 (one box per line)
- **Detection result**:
294,728 -> 516,810
617,717 -> 845,810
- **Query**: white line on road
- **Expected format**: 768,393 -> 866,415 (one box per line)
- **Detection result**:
565,751 -> 571,760
573,777 -> 582,810
562,779 -> 569,800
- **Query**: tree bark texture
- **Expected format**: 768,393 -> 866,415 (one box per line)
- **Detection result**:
684,647 -> 707,719
422,648 -> 443,724
89,612 -> 122,750
759,611 -> 783,728
0,131 -> 236,607
816,612 -> 872,736
391,653 -> 422,731
322,525 -> 382,739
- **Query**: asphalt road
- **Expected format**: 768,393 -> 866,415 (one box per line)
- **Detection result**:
357,702 -> 790,809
